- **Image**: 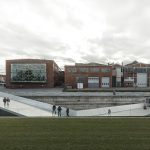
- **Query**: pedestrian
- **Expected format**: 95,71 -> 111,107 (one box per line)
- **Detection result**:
6,97 -> 10,108
113,90 -> 116,96
66,108 -> 69,117
108,109 -> 111,116
52,104 -> 56,116
57,106 -> 62,117
3,97 -> 6,107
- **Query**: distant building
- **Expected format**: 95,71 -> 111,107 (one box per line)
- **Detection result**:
65,63 -> 112,89
123,61 -> 150,87
6,59 -> 62,88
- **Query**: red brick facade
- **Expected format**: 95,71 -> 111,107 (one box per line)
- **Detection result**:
6,59 -> 61,88
65,64 -> 112,88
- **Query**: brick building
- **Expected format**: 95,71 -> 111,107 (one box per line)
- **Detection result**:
65,63 -> 112,89
6,59 -> 62,88
123,61 -> 150,87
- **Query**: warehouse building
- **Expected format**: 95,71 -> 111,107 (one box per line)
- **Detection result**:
65,63 -> 112,89
123,61 -> 150,87
6,59 -> 62,88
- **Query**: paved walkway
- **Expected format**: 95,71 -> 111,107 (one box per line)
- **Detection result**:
0,91 -> 76,117
0,97 -> 52,117
1,86 -> 150,97
76,102 -> 150,117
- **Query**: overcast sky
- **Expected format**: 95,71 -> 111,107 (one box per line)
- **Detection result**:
0,0 -> 150,72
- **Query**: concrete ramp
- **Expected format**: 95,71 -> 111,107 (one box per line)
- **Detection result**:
0,91 -> 150,117
0,92 -> 76,117
0,97 -> 52,117
0,106 -> 22,116
77,103 -> 150,116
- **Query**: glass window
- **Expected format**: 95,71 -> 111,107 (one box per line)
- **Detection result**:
67,67 -> 77,73
89,67 -> 100,72
79,67 -> 89,72
101,68 -> 111,73
76,76 -> 86,82
11,64 -> 47,83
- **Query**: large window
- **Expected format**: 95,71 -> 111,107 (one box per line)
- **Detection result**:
101,68 -> 111,73
76,76 -> 86,82
11,64 -> 47,83
89,67 -> 100,72
79,67 -> 89,72
135,68 -> 147,73
67,67 -> 77,73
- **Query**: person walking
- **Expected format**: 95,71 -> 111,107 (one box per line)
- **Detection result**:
66,108 -> 69,117
57,106 -> 62,117
6,97 -> 10,108
52,104 -> 56,116
108,109 -> 111,116
3,97 -> 6,108
113,90 -> 116,96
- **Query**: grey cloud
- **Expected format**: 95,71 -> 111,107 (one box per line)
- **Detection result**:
90,0 -> 150,38
0,22 -> 70,58
87,31 -> 150,64
81,52 -> 142,66
28,0 -> 84,30
54,56 -> 75,63
51,56 -> 76,70
81,53 -> 108,64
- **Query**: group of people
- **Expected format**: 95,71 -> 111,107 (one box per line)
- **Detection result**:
52,105 -> 69,117
3,97 -> 10,108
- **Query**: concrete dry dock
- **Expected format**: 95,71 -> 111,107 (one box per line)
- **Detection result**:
1,87 -> 150,109
0,86 -> 150,116
24,95 -> 146,110
0,88 -> 150,117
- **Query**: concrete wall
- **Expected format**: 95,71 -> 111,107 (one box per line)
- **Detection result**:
0,107 -> 19,116
24,96 -> 145,110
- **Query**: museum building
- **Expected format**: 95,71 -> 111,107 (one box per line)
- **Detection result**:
6,59 -> 61,88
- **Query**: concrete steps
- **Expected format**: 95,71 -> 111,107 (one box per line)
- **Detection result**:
24,96 -> 145,110
0,91 -> 150,117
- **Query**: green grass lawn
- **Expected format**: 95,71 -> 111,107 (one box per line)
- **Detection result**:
0,118 -> 150,150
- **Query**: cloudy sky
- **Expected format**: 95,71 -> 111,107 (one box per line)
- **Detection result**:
0,0 -> 150,72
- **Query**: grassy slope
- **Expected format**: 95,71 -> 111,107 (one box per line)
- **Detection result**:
0,118 -> 150,150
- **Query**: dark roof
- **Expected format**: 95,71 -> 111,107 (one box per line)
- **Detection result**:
125,60 -> 139,66
75,62 -> 108,66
